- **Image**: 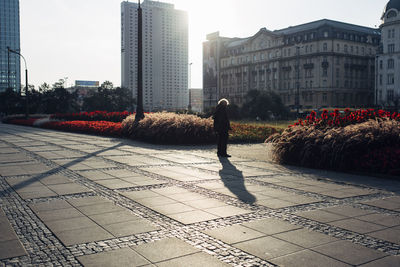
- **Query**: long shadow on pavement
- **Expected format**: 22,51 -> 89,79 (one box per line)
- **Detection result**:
0,142 -> 124,196
219,157 -> 256,204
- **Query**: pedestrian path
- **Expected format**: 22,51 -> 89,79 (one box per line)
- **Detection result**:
0,123 -> 400,266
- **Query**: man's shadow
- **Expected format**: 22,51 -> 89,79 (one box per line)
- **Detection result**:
218,157 -> 256,204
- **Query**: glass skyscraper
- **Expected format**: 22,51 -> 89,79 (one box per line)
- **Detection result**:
0,0 -> 20,93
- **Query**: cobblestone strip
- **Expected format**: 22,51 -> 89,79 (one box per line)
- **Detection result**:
270,211 -> 400,255
65,226 -> 275,267
0,179 -> 81,266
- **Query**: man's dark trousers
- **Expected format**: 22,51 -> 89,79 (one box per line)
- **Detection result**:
217,132 -> 228,156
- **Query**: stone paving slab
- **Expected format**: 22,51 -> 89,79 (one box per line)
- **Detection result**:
0,208 -> 27,260
1,123 -> 400,266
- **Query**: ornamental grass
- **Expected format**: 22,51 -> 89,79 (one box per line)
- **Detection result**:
267,109 -> 400,175
122,112 -> 215,144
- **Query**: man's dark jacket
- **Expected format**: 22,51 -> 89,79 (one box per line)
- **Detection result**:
213,104 -> 230,134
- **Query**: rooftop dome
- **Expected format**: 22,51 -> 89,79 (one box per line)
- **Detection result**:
385,0 -> 400,13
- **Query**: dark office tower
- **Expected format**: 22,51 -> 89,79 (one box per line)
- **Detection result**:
0,0 -> 20,93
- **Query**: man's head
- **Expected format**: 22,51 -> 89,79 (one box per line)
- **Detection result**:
218,98 -> 229,107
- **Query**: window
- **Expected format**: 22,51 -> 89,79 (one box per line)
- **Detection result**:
323,93 -> 327,103
380,60 -> 383,69
387,74 -> 395,85
337,43 -> 340,52
379,74 -> 383,85
387,10 -> 397,19
388,90 -> 394,101
323,43 -> 328,51
388,44 -> 395,53
388,29 -> 396,39
324,31 -> 329,38
388,58 -> 395,69
344,45 -> 348,53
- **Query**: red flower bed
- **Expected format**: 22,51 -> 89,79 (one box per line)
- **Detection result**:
42,121 -> 122,137
51,111 -> 133,123
291,109 -> 400,128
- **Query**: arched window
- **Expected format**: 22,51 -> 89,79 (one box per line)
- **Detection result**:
387,10 -> 397,19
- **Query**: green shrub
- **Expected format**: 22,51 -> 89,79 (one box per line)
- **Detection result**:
230,122 -> 281,143
122,113 -> 215,144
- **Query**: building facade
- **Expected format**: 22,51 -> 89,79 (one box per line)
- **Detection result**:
203,19 -> 380,111
0,0 -> 20,93
189,88 -> 203,113
121,0 -> 188,112
377,0 -> 400,109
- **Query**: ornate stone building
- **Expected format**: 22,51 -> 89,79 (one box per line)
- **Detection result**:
377,0 -> 400,110
203,19 -> 380,111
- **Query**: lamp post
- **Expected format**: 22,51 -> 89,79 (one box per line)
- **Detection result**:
7,47 -> 10,90
135,0 -> 145,122
8,48 -> 29,118
295,46 -> 300,115
188,62 -> 193,111
375,55 -> 379,107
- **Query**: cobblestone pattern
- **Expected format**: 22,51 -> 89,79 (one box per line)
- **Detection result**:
0,177 -> 81,266
1,125 -> 400,266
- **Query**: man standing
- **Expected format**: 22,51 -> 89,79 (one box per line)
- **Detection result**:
213,98 -> 231,157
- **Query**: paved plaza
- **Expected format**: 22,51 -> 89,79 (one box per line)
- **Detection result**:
1,123 -> 400,266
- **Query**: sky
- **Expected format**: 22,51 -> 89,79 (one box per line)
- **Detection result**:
20,0 -> 388,89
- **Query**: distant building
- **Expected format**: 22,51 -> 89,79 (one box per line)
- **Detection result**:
0,0 -> 20,93
377,0 -> 400,110
189,88 -> 203,113
203,19 -> 380,112
121,0 -> 188,111
65,80 -> 100,108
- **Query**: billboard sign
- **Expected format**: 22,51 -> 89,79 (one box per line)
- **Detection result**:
75,80 -> 99,87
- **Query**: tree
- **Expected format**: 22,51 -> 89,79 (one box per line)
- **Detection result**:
53,78 -> 66,89
101,81 -> 114,90
82,86 -> 132,112
241,90 -> 289,120
38,82 -> 50,93
0,88 -> 23,115
40,86 -> 79,114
